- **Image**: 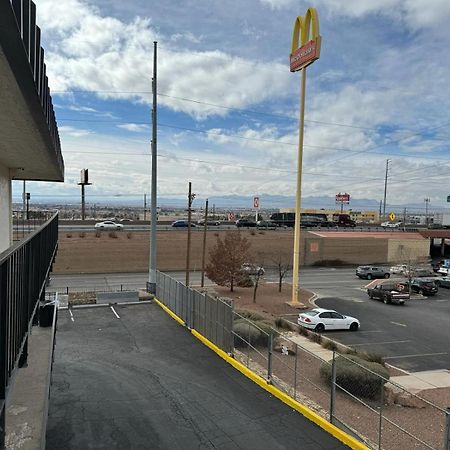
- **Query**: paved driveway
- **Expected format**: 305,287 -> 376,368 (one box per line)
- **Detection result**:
46,303 -> 347,449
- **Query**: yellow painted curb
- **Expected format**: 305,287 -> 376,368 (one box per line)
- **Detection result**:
154,298 -> 369,450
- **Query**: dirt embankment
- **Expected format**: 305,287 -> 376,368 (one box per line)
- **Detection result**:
54,229 -> 294,274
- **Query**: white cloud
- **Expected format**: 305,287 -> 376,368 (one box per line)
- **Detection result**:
59,125 -> 92,137
117,123 -> 150,133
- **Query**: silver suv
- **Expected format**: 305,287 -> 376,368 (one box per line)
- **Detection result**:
356,266 -> 390,280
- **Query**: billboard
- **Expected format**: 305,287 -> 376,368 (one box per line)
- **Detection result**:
80,168 -> 89,184
253,196 -> 260,209
335,192 -> 350,203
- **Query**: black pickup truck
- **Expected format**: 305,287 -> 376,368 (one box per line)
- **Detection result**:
367,283 -> 409,305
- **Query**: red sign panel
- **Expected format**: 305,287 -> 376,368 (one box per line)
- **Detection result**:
290,38 -> 321,72
335,193 -> 350,203
253,196 -> 260,209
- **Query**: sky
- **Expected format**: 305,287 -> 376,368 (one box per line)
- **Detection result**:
12,0 -> 450,211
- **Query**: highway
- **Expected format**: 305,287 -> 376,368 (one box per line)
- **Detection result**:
49,268 -> 450,372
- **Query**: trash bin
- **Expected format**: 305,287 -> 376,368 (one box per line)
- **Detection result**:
40,302 -> 55,327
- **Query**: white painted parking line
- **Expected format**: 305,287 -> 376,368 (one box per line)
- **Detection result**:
330,330 -> 384,335
390,321 -> 407,327
384,352 -> 448,360
69,309 -> 74,322
110,306 -> 120,319
351,340 -> 411,347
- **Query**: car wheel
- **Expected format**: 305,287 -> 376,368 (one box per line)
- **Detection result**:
384,273 -> 390,278
369,292 -> 373,299
349,322 -> 359,331
315,323 -> 325,333
419,289 -> 424,295
383,296 -> 389,304
367,274 -> 372,280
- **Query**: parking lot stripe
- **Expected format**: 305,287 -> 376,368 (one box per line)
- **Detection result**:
69,309 -> 74,322
351,340 -> 411,346
390,321 -> 407,327
384,352 -> 448,360
110,306 -> 120,319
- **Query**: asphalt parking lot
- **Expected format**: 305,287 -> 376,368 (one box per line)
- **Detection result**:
289,268 -> 450,373
46,303 -> 348,450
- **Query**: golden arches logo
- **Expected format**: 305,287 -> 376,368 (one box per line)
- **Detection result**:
290,7 -> 321,72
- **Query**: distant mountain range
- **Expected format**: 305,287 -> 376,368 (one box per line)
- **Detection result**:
15,193 -> 450,213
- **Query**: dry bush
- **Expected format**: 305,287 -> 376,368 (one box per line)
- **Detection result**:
108,231 -> 118,239
66,233 -> 72,238
126,232 -> 132,239
79,232 -> 86,238
258,231 -> 265,235
95,230 -> 101,238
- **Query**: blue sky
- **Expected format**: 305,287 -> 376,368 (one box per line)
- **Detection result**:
13,0 -> 450,211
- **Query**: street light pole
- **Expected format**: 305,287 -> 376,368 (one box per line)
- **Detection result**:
383,159 -> 390,220
424,198 -> 430,227
148,41 -> 158,294
185,182 -> 196,286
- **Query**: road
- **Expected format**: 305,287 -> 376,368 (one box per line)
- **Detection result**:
49,268 -> 450,372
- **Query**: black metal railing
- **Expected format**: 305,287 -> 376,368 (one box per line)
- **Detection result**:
0,212 -> 58,448
8,0 -> 64,175
12,210 -> 56,242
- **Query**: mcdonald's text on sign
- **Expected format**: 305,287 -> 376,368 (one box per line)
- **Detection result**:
290,7 -> 321,72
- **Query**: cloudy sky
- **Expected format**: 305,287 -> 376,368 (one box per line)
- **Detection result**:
13,0 -> 450,210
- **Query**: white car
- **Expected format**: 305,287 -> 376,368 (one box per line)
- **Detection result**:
241,263 -> 265,276
94,221 -> 123,230
390,264 -> 408,275
297,308 -> 360,332
381,221 -> 401,228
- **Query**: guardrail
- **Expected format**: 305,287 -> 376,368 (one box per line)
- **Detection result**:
0,212 -> 58,449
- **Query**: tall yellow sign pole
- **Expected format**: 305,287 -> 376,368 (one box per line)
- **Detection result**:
289,7 -> 321,304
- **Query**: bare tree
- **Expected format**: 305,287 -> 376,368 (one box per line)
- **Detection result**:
205,231 -> 251,291
272,254 -> 292,293
252,264 -> 265,303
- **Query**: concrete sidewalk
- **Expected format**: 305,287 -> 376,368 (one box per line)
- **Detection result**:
287,332 -> 450,394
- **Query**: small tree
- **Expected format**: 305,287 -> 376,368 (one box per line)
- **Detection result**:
205,231 -> 251,291
272,255 -> 291,293
252,264 -> 265,303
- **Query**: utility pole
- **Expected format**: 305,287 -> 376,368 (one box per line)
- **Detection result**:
201,199 -> 209,288
143,193 -> 147,221
379,200 -> 382,220
26,192 -> 30,220
424,198 -> 430,227
148,41 -> 158,294
22,180 -> 26,219
185,182 -> 196,286
403,207 -> 407,231
383,159 -> 390,220
78,169 -> 92,220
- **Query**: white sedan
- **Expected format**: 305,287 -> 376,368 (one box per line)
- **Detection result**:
297,308 -> 360,332
381,221 -> 401,228
94,221 -> 123,230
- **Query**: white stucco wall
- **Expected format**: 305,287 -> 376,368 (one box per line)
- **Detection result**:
0,163 -> 12,253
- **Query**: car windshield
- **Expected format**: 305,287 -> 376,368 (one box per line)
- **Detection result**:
303,311 -> 320,316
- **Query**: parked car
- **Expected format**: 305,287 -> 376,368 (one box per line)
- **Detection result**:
94,221 -> 123,230
435,276 -> 450,288
381,221 -> 402,228
235,219 -> 257,228
119,218 -> 133,222
367,283 -> 409,304
389,264 -> 408,275
171,220 -> 196,228
399,279 -> 438,296
240,263 -> 265,276
197,219 -> 221,226
356,266 -> 390,280
256,220 -> 277,230
297,308 -> 360,332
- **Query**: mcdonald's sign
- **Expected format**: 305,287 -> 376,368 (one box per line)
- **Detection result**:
290,7 -> 321,72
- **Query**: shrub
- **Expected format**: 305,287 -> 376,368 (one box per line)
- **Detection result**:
250,230 -> 256,236
95,230 -> 101,238
258,231 -> 265,235
275,317 -> 292,331
126,232 -> 132,239
236,310 -> 266,322
233,321 -> 266,347
309,331 -> 322,345
360,352 -> 385,367
322,339 -> 338,351
237,276 -> 254,287
298,326 -> 309,337
320,355 -> 389,399
79,232 -> 86,238
108,231 -> 117,239
66,233 -> 72,238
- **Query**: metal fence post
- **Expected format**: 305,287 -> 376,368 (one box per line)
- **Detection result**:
267,332 -> 273,384
293,344 -> 298,400
444,407 -> 450,450
379,381 -> 384,450
330,350 -> 336,424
